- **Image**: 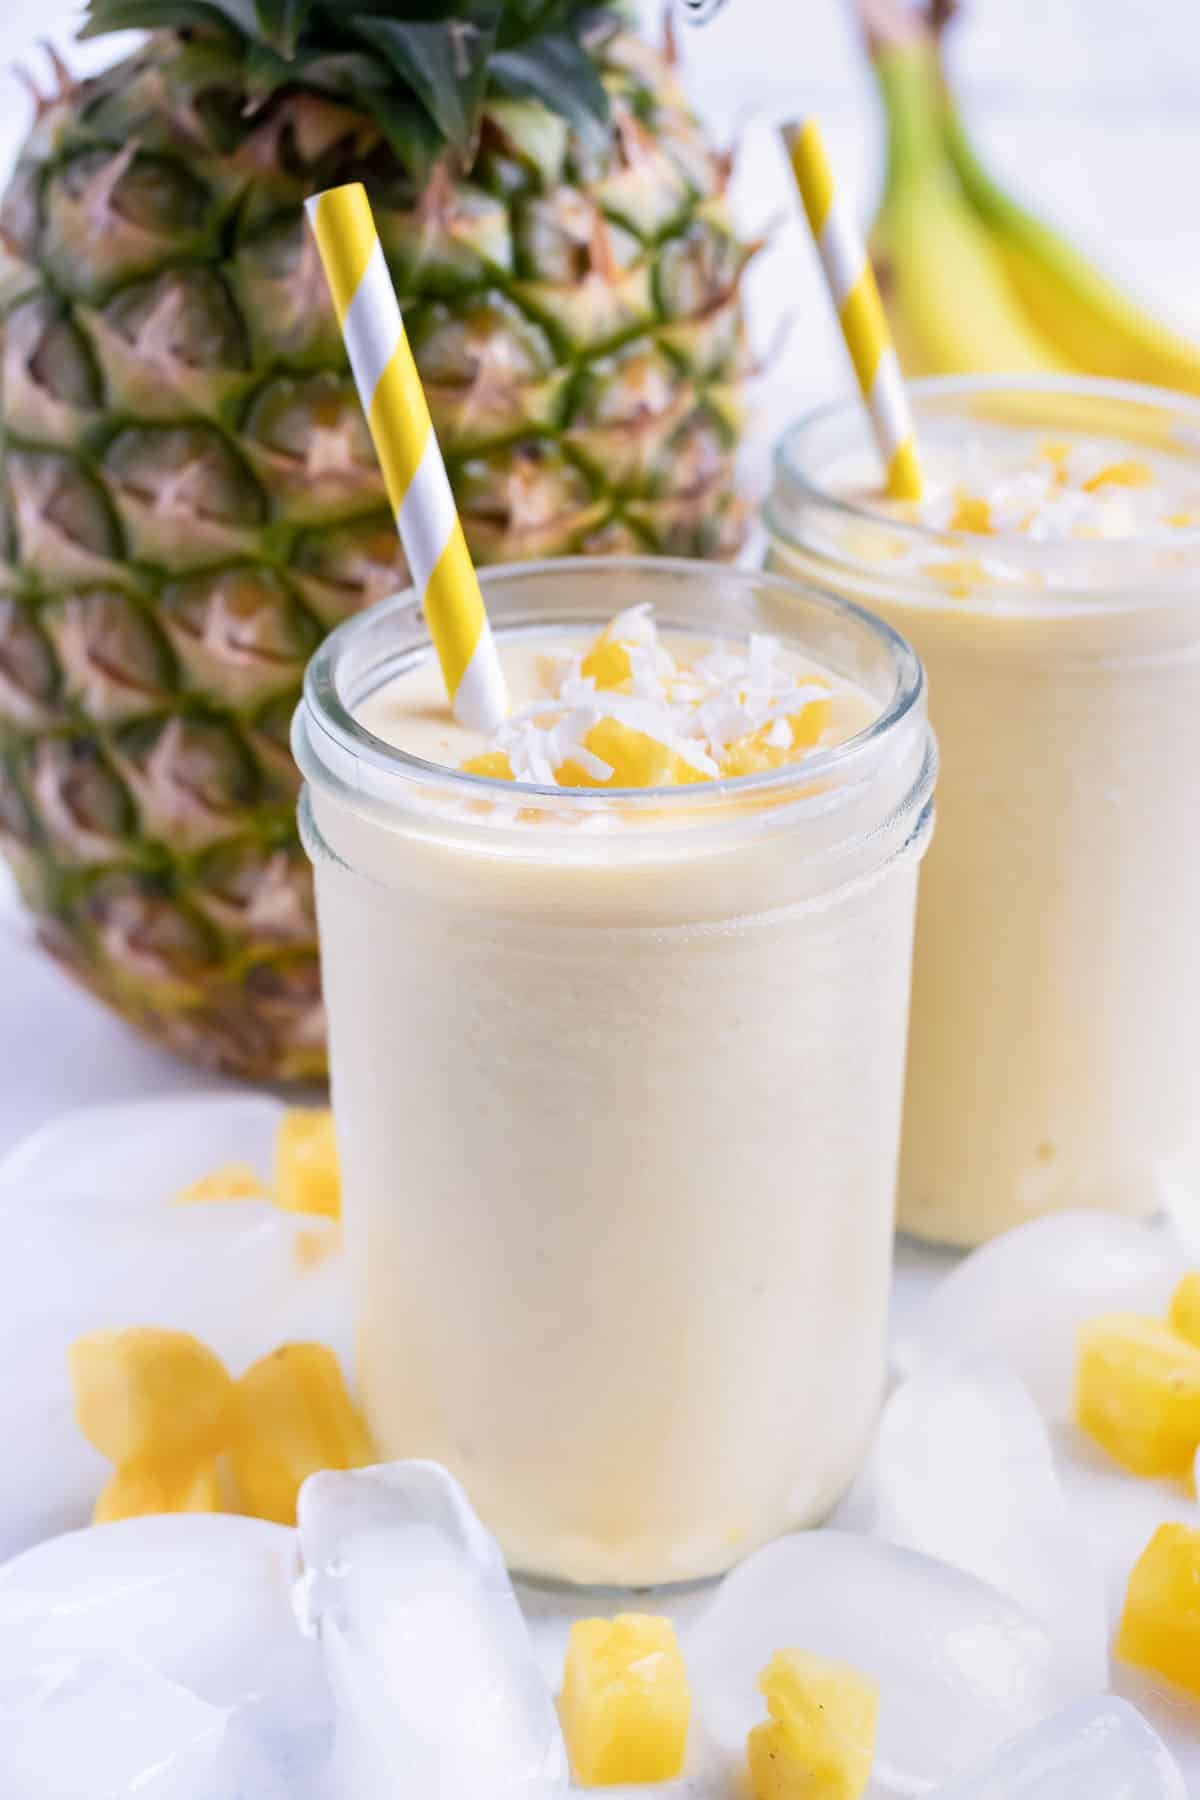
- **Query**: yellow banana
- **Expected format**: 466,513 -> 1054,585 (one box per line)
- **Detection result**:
867,34 -> 1066,378
940,89 -> 1200,396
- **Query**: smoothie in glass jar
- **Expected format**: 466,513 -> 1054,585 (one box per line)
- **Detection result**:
294,559 -> 934,1584
767,376 -> 1200,1248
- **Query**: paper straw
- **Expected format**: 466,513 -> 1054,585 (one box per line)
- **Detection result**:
784,118 -> 923,501
305,183 -> 508,732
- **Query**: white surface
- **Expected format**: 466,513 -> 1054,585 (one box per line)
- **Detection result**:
0,913 -> 245,1159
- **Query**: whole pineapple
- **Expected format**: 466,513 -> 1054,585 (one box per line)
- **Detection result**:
0,0 -> 752,1079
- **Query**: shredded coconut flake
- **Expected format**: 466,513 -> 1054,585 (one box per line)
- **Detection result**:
473,611 -> 834,787
900,433 -> 1200,547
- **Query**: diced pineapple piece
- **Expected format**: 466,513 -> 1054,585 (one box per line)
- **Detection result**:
747,1651 -> 878,1800
1039,440 -> 1072,480
721,732 -> 781,778
462,750 -> 515,781
94,1455 -> 224,1524
580,636 -> 635,691
567,719 -> 705,790
1117,1522 -> 1200,1697
274,1108 -> 341,1218
175,1162 -> 270,1204
923,557 -> 987,598
295,1227 -> 339,1272
721,697 -> 833,779
948,492 -> 993,534
1083,458 -> 1153,492
70,1328 -> 235,1465
1168,1274 -> 1200,1347
559,1614 -> 689,1786
1075,1314 -> 1200,1475
231,1343 -> 374,1526
788,695 -> 832,751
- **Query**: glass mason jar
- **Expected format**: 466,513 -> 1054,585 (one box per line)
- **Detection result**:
294,557 -> 935,1585
766,375 -> 1200,1249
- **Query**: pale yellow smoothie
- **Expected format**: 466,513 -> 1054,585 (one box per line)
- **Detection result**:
767,376 -> 1200,1248
294,560 -> 934,1584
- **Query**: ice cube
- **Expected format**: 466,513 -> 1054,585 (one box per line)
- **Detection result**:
0,1650 -> 229,1798
1053,1422 -> 1200,1625
0,1092 -> 284,1216
0,1097 -> 349,1559
1158,1164 -> 1200,1265
219,1709 -> 330,1800
1108,1663 -> 1200,1787
928,1695 -> 1187,1797
686,1530 -> 1083,1794
873,1357 -> 1107,1690
0,1514 -> 328,1731
298,1460 -> 568,1800
895,1211 -> 1180,1417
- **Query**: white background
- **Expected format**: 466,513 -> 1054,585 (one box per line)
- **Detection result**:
1,0 -> 1199,1153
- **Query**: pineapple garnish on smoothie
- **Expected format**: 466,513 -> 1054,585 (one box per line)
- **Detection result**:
359,604 -> 872,795
886,433 -> 1200,561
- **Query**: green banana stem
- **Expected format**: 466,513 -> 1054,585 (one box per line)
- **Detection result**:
860,0 -> 1068,378
862,5 -> 953,204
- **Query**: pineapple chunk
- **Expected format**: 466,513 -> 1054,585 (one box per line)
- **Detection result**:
1082,458 -> 1154,492
787,695 -> 833,752
1039,440 -> 1072,482
923,557 -> 987,598
559,1614 -> 689,1786
580,636 -> 636,691
1117,1522 -> 1200,1697
748,1651 -> 878,1800
274,1108 -> 341,1218
722,697 -> 832,777
576,719 -> 705,789
1168,1274 -> 1200,1347
295,1227 -> 339,1272
1075,1314 -> 1200,1475
231,1343 -> 374,1526
94,1455 -> 223,1524
948,492 -> 993,534
70,1328 -> 235,1465
462,750 -> 515,781
174,1162 -> 270,1204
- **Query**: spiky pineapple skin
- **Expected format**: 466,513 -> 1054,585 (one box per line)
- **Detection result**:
0,27 -> 750,1079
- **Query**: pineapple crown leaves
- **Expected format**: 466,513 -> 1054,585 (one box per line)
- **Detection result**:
79,0 -> 621,168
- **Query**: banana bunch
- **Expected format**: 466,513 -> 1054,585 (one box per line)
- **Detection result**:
864,3 -> 1200,392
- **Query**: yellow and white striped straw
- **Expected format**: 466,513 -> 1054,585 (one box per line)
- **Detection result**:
784,119 -> 923,502
305,182 -> 508,732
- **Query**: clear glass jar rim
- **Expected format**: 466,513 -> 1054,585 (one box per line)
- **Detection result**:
296,556 -> 928,817
768,373 -> 1200,602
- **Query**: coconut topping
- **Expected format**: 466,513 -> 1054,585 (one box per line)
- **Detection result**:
460,605 -> 836,789
900,436 -> 1200,544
